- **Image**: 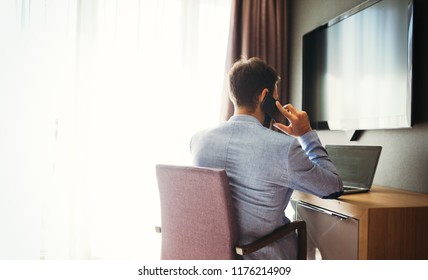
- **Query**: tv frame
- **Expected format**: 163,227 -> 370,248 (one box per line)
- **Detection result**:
302,0 -> 414,131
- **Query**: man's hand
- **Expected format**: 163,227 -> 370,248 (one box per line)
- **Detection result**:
273,101 -> 312,137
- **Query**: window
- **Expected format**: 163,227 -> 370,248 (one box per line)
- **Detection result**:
0,0 -> 231,259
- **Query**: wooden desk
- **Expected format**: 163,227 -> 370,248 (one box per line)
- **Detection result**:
292,186 -> 428,259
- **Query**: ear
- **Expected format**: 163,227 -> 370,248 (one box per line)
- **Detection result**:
259,88 -> 269,104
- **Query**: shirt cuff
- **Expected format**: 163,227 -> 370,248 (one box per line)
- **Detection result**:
297,130 -> 320,150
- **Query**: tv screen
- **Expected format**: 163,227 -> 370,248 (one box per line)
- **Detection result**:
302,0 -> 413,131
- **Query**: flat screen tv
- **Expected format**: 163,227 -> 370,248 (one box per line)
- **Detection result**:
302,0 -> 413,131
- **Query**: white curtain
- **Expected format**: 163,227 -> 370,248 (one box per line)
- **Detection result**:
0,0 -> 231,259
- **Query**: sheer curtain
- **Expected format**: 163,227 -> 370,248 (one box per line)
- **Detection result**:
0,0 -> 231,260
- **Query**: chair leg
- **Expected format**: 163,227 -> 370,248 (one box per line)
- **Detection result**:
297,225 -> 307,260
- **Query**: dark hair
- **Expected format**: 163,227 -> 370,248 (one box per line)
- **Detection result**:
228,57 -> 280,111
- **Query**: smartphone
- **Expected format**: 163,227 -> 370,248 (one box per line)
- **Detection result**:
261,92 -> 286,124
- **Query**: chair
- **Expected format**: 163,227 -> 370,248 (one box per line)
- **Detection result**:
155,164 -> 307,260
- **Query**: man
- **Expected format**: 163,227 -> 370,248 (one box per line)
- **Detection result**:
190,57 -> 343,259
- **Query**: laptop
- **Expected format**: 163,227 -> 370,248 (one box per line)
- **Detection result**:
325,145 -> 382,194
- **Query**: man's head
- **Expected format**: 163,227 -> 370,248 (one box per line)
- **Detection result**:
228,57 -> 280,113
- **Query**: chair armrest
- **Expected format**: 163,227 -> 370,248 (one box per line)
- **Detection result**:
235,220 -> 306,259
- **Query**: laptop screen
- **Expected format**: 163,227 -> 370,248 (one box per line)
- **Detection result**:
325,145 -> 382,189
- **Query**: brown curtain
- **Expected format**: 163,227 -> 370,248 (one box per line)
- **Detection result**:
220,0 -> 289,121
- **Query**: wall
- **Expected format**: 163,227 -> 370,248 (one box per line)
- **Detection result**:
288,0 -> 428,194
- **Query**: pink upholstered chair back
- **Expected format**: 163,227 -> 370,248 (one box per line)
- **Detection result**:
155,164 -> 238,259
